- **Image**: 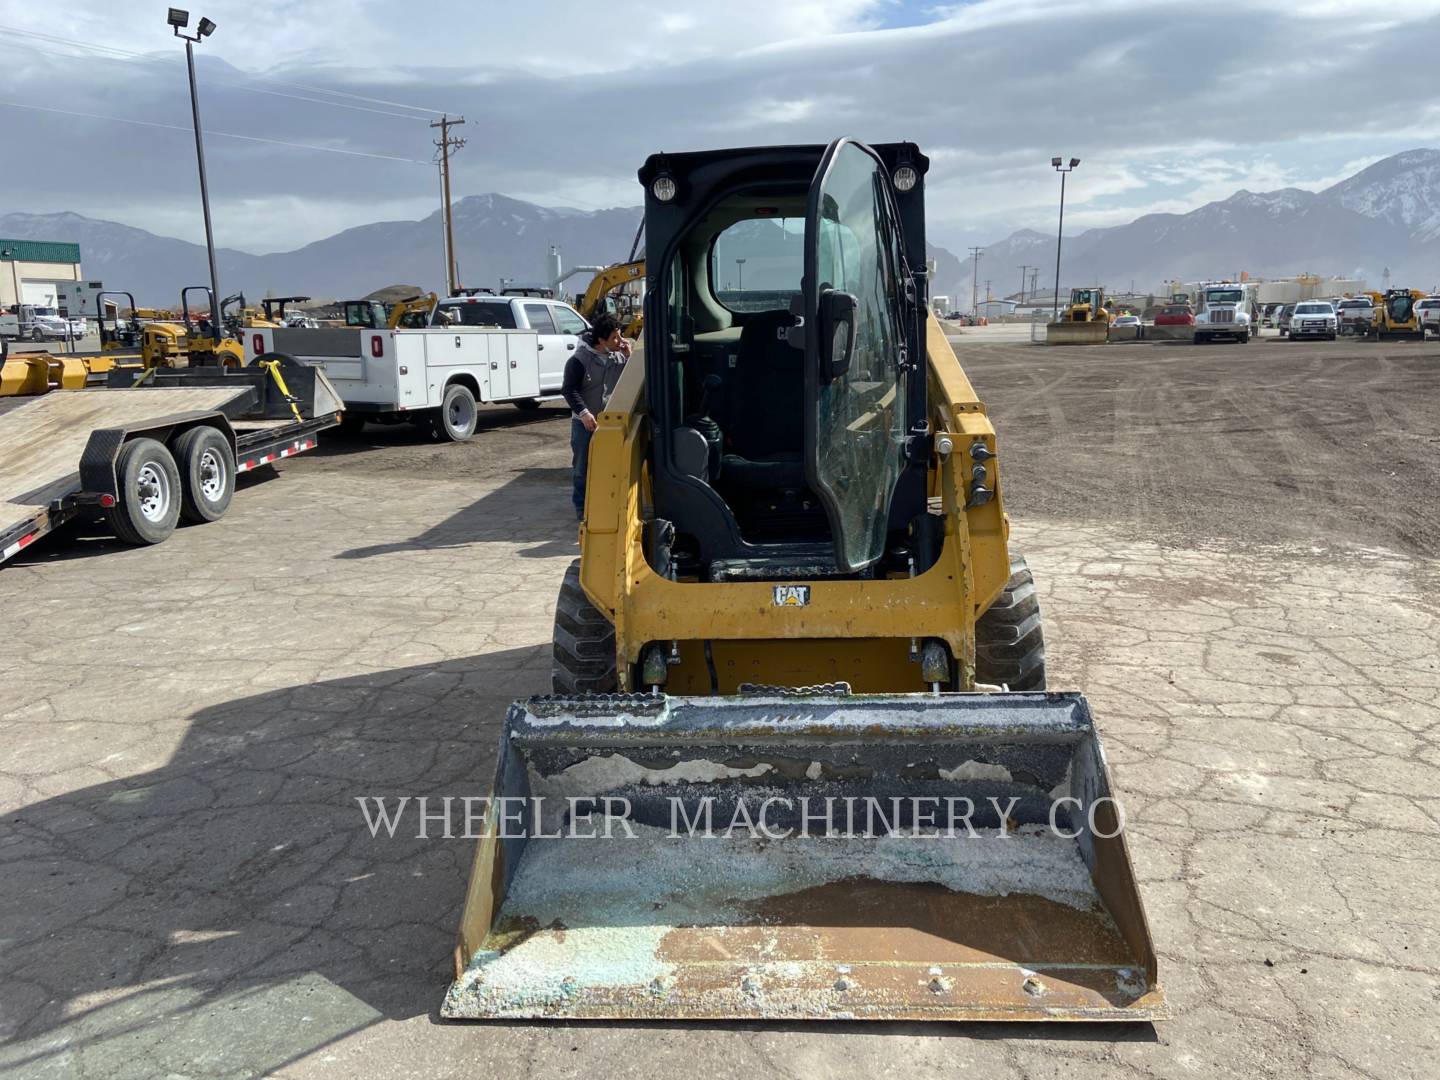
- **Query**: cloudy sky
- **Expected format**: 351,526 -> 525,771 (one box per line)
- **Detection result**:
3,0 -> 1439,254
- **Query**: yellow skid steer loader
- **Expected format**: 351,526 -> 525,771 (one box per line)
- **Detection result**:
447,139 -> 1164,1023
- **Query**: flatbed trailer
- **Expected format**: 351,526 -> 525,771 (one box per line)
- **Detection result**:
0,355 -> 342,565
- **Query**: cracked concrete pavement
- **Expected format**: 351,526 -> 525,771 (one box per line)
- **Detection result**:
1,335 -> 1437,1078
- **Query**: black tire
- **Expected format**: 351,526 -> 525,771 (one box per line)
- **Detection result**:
552,559 -> 617,693
513,398 -> 543,411
975,555 -> 1046,691
173,425 -> 235,524
30,327 -> 44,342
1329,333 -> 1337,341
337,413 -> 367,436
433,382 -> 478,442
104,438 -> 181,546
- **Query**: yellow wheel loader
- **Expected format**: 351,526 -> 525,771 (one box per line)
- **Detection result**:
1367,288 -> 1425,340
447,139 -> 1164,1023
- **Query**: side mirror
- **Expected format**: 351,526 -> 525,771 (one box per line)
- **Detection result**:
818,288 -> 858,383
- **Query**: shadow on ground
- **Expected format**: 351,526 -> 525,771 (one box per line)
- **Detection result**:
335,467 -> 576,561
0,646 -> 547,1077
9,468 -> 283,566
311,404 -> 568,459
0,643 -> 1156,1078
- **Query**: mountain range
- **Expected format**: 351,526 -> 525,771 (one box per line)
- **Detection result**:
959,149 -> 1440,302
0,196 -> 973,308
4,148 -> 1437,306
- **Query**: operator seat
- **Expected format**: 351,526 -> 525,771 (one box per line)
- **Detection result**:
721,309 -> 806,489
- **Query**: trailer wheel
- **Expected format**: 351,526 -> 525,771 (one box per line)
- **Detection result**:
552,559 -> 617,693
174,425 -> 235,524
433,382 -> 478,442
337,413 -> 367,437
105,438 -> 181,546
975,555 -> 1046,691
513,398 -> 543,411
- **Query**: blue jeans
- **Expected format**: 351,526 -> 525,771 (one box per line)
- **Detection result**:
571,417 -> 593,519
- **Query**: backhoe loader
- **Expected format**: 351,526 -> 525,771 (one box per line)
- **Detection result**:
1367,288 -> 1425,340
446,139 -> 1164,1023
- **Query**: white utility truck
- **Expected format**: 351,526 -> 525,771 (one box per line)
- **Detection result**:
244,294 -> 589,441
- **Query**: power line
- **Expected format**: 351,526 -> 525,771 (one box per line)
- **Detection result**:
0,100 -> 432,164
0,37 -> 425,120
0,24 -> 453,116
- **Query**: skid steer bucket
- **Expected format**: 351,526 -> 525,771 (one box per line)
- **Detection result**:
445,691 -> 1165,1022
1046,320 -> 1110,345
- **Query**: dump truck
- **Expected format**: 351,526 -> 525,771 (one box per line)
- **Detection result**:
445,139 -> 1165,1023
0,354 -> 341,565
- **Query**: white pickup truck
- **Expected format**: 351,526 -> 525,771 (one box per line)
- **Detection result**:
244,294 -> 588,441
1286,301 -> 1338,341
1193,283 -> 1255,344
1415,296 -> 1440,339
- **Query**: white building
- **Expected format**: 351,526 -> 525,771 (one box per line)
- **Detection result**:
1,239 -> 83,309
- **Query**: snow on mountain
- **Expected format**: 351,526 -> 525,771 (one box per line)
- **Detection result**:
1324,148 -> 1440,241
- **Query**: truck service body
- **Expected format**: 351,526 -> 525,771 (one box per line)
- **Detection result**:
244,296 -> 589,440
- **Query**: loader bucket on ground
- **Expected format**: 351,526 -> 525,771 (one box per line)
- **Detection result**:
1046,320 -> 1110,345
445,691 -> 1166,1022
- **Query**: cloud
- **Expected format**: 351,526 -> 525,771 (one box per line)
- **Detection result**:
1,0 -> 1438,253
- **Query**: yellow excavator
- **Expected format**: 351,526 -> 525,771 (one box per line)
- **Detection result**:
579,258 -> 645,337
1366,288 -> 1425,340
341,292 -> 437,330
445,139 -> 1164,1024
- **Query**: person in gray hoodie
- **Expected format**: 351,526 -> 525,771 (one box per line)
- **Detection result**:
560,313 -> 631,520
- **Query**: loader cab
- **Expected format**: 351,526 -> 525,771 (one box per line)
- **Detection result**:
639,139 -> 930,580
343,300 -> 388,329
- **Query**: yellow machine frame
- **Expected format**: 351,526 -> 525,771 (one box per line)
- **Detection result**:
577,314 -> 1010,693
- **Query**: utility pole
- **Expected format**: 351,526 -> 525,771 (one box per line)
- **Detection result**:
1030,267 -> 1039,300
1018,264 -> 1034,304
968,246 -> 983,317
431,114 -> 466,295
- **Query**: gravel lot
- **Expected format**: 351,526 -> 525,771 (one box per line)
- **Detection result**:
1,329 -> 1436,1078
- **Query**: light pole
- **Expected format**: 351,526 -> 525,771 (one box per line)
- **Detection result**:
1050,156 -> 1080,322
735,258 -> 746,292
168,8 -> 222,345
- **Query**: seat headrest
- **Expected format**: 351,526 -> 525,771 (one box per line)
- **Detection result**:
738,308 -> 798,349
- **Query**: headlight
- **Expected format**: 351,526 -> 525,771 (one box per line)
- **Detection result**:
892,165 -> 918,192
651,175 -> 677,202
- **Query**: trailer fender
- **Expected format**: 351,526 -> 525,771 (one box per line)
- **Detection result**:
77,412 -> 238,506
